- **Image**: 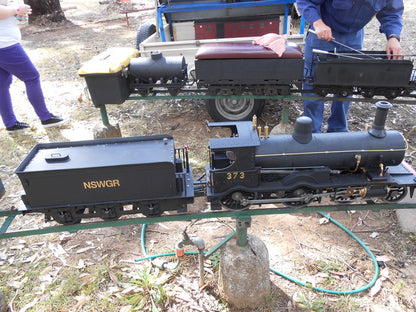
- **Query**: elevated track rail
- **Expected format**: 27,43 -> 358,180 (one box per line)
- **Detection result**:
97,91 -> 416,125
1,201 -> 415,240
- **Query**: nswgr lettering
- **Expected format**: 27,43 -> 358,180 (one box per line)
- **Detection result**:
83,179 -> 120,189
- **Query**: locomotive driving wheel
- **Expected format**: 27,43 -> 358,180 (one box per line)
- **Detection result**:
284,187 -> 315,207
220,191 -> 255,210
383,186 -> 408,202
333,188 -> 359,204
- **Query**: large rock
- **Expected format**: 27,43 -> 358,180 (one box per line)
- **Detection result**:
396,192 -> 416,233
396,209 -> 416,233
218,234 -> 271,309
93,123 -> 122,139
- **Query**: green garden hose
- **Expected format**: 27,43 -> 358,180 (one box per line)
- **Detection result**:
138,213 -> 380,295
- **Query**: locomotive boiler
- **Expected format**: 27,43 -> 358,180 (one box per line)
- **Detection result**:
14,102 -> 416,224
206,102 -> 415,210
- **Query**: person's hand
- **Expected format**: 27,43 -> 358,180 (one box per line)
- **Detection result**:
16,4 -> 32,16
386,37 -> 403,59
312,19 -> 335,42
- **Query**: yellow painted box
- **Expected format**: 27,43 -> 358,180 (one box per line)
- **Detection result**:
78,47 -> 139,107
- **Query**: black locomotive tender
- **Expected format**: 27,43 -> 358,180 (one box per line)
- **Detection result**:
15,102 -> 416,224
79,41 -> 416,121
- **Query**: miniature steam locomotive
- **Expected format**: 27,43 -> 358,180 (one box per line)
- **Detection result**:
15,102 -> 416,224
79,41 -> 416,122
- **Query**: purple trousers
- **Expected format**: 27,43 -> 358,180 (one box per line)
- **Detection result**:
0,43 -> 51,128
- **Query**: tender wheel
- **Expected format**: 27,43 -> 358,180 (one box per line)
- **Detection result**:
167,86 -> 180,96
383,186 -> 408,202
95,205 -> 122,220
137,87 -> 152,97
49,208 -> 85,225
138,201 -> 162,217
337,88 -> 352,97
384,89 -> 401,100
220,191 -> 254,210
206,98 -> 265,121
360,88 -> 375,98
136,23 -> 156,49
315,87 -> 329,97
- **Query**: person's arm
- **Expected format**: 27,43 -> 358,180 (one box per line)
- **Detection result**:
0,4 -> 31,20
376,0 -> 404,59
296,0 -> 334,41
296,0 -> 325,26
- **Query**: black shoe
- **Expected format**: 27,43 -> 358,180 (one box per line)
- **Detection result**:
41,114 -> 66,128
6,121 -> 30,132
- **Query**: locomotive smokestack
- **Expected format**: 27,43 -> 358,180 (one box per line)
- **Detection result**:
150,51 -> 163,60
368,101 -> 393,138
292,116 -> 312,144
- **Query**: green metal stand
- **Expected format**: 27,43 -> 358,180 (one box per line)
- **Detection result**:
99,105 -> 110,126
236,216 -> 251,247
0,214 -> 16,234
281,103 -> 290,125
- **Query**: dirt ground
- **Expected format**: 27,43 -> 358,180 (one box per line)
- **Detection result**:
1,0 -> 416,311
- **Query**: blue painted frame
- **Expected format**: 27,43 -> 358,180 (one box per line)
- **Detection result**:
157,0 -> 299,41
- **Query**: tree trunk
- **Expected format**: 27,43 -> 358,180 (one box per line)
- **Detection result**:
27,0 -> 66,24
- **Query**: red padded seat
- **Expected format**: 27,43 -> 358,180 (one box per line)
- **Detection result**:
195,42 -> 303,60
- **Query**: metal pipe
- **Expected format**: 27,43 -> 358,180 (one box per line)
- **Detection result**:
198,250 -> 205,287
308,29 -> 377,59
312,49 -> 362,60
175,230 -> 206,287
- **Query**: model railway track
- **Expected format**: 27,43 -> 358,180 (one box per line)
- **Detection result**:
1,201 -> 415,240
92,91 -> 416,125
126,90 -> 416,103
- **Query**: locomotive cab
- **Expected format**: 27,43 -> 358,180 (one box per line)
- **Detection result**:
206,121 -> 261,209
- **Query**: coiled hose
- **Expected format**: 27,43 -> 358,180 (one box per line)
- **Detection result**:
137,212 -> 379,295
269,212 -> 379,295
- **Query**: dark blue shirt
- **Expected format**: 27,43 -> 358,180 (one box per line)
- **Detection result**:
296,0 -> 403,37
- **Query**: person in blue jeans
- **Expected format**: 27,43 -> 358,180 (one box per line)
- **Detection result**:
0,1 -> 66,132
296,0 -> 403,133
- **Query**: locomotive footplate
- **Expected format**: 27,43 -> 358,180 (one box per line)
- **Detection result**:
206,161 -> 416,210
